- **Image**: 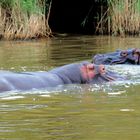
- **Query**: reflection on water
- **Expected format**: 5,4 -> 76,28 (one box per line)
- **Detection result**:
1,87 -> 140,140
0,35 -> 140,139
1,35 -> 140,70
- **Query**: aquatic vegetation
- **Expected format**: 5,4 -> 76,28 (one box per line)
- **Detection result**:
96,0 -> 140,36
0,0 -> 52,40
107,0 -> 140,36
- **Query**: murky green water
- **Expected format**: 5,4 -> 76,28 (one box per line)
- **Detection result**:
0,35 -> 140,140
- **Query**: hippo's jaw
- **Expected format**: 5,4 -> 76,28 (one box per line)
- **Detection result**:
100,73 -> 116,81
90,71 -> 125,84
109,57 -> 127,65
93,53 -> 127,65
81,64 -> 124,84
93,48 -> 140,65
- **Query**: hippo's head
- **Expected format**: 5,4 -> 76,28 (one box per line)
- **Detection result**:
92,48 -> 140,65
80,63 -> 124,84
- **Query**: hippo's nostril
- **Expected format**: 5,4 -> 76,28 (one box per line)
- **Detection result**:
99,65 -> 106,74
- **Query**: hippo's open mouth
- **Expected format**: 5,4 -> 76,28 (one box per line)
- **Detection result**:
92,48 -> 140,65
93,65 -> 125,82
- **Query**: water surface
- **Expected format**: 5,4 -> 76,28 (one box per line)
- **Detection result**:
0,35 -> 140,140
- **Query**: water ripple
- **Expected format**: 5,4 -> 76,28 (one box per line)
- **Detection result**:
0,64 -> 139,99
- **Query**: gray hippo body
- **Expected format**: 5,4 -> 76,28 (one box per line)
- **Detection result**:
93,48 -> 140,65
0,61 -> 124,92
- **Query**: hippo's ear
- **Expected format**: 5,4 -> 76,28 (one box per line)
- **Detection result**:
86,64 -> 94,70
80,64 -> 95,80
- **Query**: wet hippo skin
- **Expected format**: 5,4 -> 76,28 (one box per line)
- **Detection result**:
93,48 -> 140,65
0,61 -> 124,92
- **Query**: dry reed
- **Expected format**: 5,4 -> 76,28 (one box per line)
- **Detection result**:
96,0 -> 140,36
0,0 -> 52,40
107,0 -> 140,36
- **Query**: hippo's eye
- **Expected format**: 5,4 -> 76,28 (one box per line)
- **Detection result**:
102,67 -> 105,71
121,51 -> 128,57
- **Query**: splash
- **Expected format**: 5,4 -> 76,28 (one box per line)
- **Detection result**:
107,65 -> 140,83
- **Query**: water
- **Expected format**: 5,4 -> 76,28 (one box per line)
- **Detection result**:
0,35 -> 140,140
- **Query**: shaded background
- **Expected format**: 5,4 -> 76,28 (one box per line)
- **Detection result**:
49,0 -> 107,34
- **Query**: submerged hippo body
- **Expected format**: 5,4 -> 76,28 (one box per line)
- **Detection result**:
0,61 -> 124,92
93,48 -> 140,65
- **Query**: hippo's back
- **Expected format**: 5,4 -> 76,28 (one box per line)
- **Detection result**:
0,71 -> 64,92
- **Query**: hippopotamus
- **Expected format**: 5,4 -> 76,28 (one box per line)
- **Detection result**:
92,48 -> 140,65
0,61 -> 124,92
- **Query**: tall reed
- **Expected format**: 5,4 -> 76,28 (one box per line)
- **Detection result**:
107,0 -> 140,36
0,0 -> 52,40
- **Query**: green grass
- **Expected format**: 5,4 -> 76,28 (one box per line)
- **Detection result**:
0,0 -> 51,40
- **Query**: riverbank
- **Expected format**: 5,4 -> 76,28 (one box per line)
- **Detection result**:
0,0 -> 52,40
1,0 -> 140,40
